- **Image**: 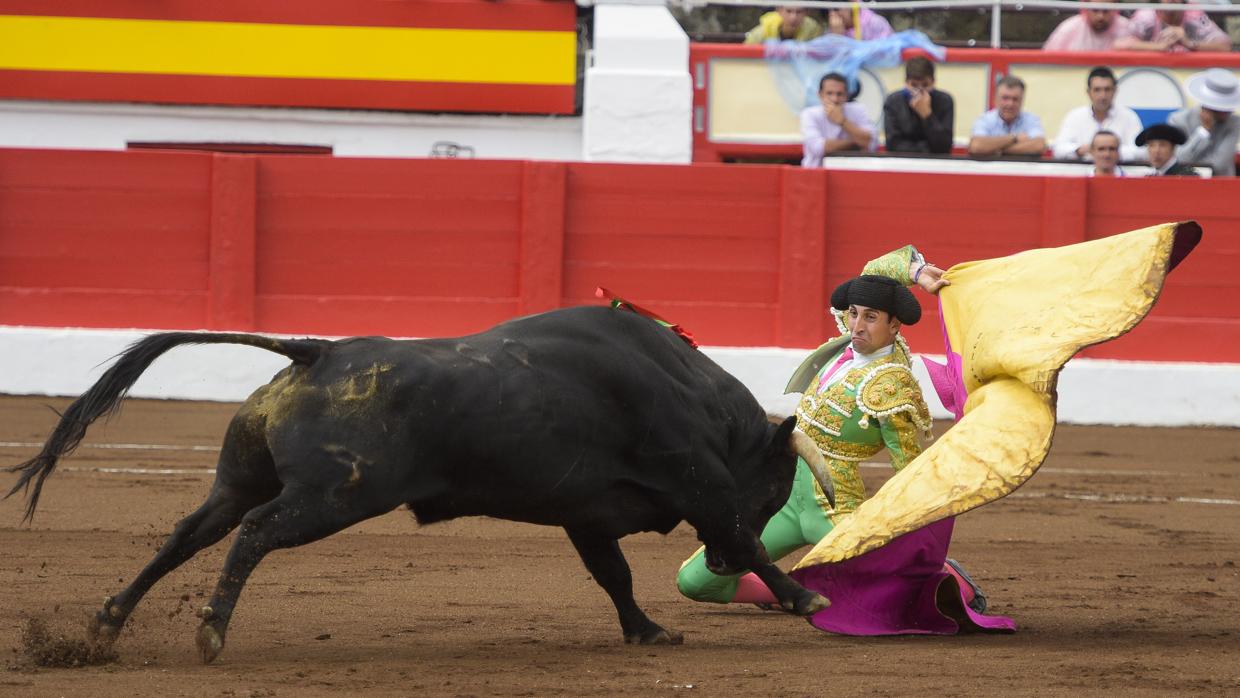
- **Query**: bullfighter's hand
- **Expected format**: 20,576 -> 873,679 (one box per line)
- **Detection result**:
913,263 -> 950,294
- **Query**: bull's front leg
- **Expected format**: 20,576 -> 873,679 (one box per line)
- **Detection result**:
702,530 -> 829,616
565,528 -> 683,645
748,561 -> 830,616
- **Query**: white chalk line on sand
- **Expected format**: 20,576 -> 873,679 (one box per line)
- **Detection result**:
62,466 -> 218,475
0,441 -> 219,453
1008,491 -> 1240,506
5,442 -> 1238,506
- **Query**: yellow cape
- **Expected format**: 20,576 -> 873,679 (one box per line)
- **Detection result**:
793,221 -> 1201,570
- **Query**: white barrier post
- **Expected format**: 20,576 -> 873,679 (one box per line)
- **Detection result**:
583,3 -> 693,163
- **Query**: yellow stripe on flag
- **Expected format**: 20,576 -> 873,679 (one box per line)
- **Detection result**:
0,15 -> 576,85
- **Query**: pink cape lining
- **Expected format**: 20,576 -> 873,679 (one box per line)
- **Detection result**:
921,299 -> 967,421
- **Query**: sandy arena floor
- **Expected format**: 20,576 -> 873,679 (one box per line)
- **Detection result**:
0,395 -> 1237,696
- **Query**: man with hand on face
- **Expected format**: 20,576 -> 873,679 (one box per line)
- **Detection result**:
825,6 -> 893,41
1169,68 -> 1240,176
1053,67 -> 1144,162
1138,124 -> 1198,177
801,72 -> 877,168
969,76 -> 1047,156
884,56 -> 955,154
1089,130 -> 1124,177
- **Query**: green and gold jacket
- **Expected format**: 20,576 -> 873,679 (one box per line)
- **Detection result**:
783,245 -> 933,523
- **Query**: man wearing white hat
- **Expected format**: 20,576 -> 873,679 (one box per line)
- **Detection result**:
1169,68 -> 1240,176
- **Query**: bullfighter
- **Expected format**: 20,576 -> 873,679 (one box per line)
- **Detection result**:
674,246 -> 984,611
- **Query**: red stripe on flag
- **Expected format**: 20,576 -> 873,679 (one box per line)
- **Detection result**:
0,70 -> 576,115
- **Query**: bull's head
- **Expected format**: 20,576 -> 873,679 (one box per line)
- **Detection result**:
706,415 -> 835,576
760,415 -> 835,517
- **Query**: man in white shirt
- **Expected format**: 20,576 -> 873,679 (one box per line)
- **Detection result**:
801,72 -> 877,168
1053,66 -> 1145,162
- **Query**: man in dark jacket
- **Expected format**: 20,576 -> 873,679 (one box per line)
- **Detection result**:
1138,123 -> 1199,177
883,56 -> 955,154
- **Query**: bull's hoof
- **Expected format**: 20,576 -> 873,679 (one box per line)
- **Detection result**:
624,627 -> 684,645
781,592 -> 830,617
195,623 -> 225,664
87,614 -> 121,649
88,597 -> 123,648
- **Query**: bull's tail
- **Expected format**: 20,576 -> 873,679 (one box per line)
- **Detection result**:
4,332 -> 330,522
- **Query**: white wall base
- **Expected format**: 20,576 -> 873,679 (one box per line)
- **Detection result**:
2,326 -> 1237,427
0,100 -> 583,161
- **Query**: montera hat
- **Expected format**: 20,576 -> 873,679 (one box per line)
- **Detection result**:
831,275 -> 921,325
1186,69 -> 1240,112
1136,123 -> 1188,147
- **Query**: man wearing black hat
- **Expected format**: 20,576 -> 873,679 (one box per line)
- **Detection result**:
674,247 -> 990,611
1138,123 -> 1199,177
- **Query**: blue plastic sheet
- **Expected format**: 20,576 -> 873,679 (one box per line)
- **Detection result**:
764,31 -> 947,112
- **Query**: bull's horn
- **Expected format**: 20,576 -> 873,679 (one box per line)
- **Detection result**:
791,430 -> 836,510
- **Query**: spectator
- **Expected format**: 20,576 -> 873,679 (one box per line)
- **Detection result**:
1169,68 -> 1240,176
968,76 -> 1048,156
826,7 -> 894,40
802,73 -> 877,168
1053,67 -> 1145,161
1115,0 -> 1231,52
1136,124 -> 1199,176
883,56 -> 955,154
1044,0 -> 1132,51
745,6 -> 825,44
1089,131 -> 1125,176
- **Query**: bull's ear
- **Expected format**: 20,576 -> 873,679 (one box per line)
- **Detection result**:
769,415 -> 798,454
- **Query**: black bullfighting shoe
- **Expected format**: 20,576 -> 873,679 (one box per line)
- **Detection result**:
945,558 -> 988,614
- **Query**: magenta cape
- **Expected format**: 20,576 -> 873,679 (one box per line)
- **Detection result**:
789,517 -> 1015,634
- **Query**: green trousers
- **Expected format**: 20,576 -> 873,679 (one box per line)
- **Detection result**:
676,457 -> 835,603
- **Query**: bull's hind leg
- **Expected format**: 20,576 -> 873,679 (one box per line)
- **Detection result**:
89,423 -> 281,650
194,485 -> 393,664
565,529 -> 683,645
89,482 -> 276,648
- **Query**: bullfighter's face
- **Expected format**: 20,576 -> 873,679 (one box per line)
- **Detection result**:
848,304 -> 900,355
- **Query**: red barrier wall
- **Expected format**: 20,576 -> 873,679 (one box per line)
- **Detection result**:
0,148 -> 1235,362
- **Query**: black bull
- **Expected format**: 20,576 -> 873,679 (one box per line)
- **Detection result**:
6,306 -> 834,663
